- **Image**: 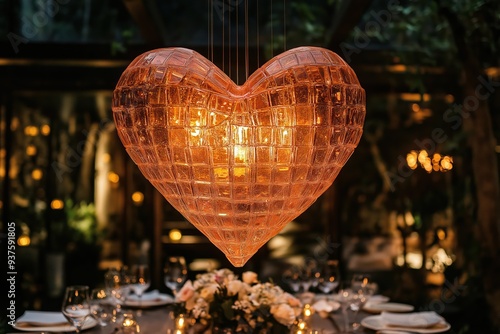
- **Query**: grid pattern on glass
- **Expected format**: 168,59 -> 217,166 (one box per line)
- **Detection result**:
113,46 -> 365,266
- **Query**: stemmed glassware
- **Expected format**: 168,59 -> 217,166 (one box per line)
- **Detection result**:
128,264 -> 151,315
90,288 -> 114,328
300,259 -> 319,294
350,274 -> 375,330
351,274 -> 373,294
335,287 -> 357,333
104,267 -> 130,316
317,260 -> 340,295
163,256 -> 187,296
61,285 -> 91,333
283,265 -> 302,295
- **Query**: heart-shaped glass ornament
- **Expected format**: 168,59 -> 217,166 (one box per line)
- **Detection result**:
112,46 -> 365,266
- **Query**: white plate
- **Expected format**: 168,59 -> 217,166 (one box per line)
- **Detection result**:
13,316 -> 97,332
364,302 -> 415,313
361,315 -> 451,333
312,299 -> 341,313
124,293 -> 174,307
368,294 -> 390,304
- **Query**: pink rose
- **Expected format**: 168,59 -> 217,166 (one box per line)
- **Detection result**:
176,280 -> 195,302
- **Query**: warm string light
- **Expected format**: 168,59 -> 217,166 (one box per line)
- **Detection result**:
406,150 -> 453,173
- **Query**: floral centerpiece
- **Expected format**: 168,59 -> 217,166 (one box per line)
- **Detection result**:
173,269 -> 302,333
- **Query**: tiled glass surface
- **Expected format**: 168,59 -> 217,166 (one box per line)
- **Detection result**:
113,47 -> 365,266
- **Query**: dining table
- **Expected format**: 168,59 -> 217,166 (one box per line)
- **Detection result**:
8,306 -> 443,334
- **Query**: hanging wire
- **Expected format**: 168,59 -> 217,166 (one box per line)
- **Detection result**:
256,0 -> 260,68
236,0 -> 239,84
245,0 -> 249,80
229,0 -> 231,79
211,0 -> 214,61
222,0 -> 225,72
270,0 -> 273,57
207,0 -> 210,58
283,0 -> 286,51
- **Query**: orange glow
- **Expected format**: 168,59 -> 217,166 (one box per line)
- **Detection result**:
169,229 -> 183,241
51,199 -> 64,210
437,228 -> 446,240
31,169 -> 43,180
24,126 -> 39,136
40,125 -> 51,136
406,151 -> 418,170
400,93 -> 431,102
131,191 -> 144,204
107,172 -> 120,183
407,149 -> 453,173
10,117 -> 20,131
26,145 -> 37,156
17,235 -> 31,246
112,47 -> 366,266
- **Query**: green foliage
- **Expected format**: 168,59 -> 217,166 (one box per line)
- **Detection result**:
65,199 -> 99,245
264,0 -> 337,57
211,286 -> 238,328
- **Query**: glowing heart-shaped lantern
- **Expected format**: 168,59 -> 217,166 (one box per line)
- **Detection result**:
112,46 -> 365,266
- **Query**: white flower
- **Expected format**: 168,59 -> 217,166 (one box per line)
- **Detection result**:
192,297 -> 210,319
242,271 -> 258,284
199,283 -> 219,302
271,303 -> 296,326
277,292 -> 301,308
227,280 -> 243,296
177,268 -> 299,330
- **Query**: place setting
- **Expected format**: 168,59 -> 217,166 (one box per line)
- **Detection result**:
362,311 -> 452,334
13,286 -> 98,333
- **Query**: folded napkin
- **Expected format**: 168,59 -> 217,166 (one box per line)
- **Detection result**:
15,311 -> 69,327
381,311 -> 443,328
312,299 -> 341,318
299,292 -> 316,304
127,289 -> 164,301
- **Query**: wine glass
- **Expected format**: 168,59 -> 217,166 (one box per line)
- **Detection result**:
351,273 -> 371,293
283,266 -> 302,295
334,286 -> 357,333
163,256 -> 187,296
300,259 -> 318,293
351,273 -> 376,306
128,264 -> 151,315
90,288 -> 115,327
350,273 -> 375,329
317,260 -> 340,295
61,285 -> 91,333
104,267 -> 130,314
